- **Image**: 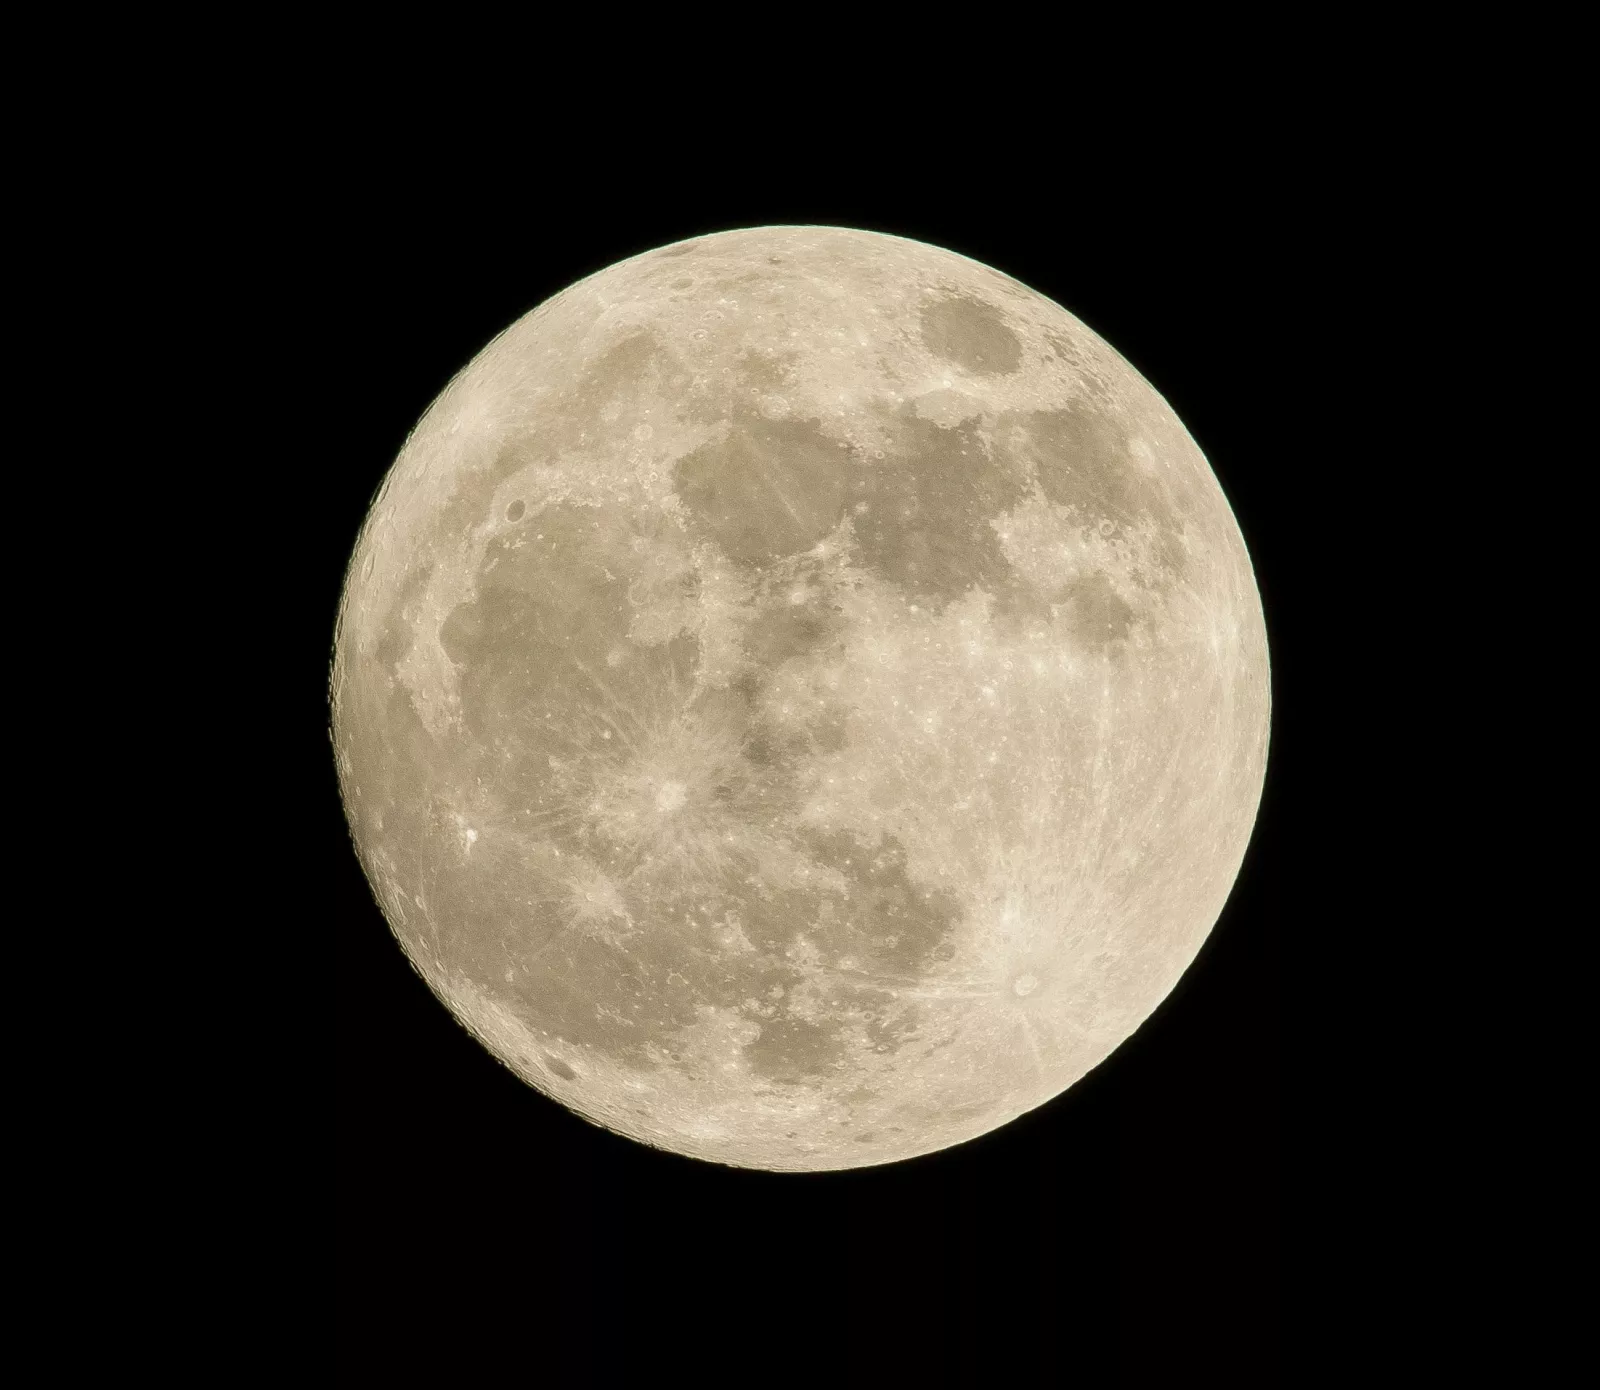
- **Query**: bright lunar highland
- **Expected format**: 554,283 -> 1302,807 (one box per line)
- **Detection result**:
331,227 -> 1270,1170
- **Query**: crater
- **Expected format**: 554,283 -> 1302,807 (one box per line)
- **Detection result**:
919,293 -> 1023,375
544,1055 -> 577,1080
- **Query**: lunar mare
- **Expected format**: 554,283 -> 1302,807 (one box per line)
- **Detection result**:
331,227 -> 1270,1170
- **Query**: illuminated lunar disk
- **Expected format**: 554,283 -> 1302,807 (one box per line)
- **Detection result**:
331,226 -> 1270,1171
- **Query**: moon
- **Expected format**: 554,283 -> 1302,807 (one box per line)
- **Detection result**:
331,226 -> 1270,1171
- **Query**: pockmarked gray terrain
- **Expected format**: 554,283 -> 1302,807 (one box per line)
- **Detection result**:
331,227 -> 1270,1170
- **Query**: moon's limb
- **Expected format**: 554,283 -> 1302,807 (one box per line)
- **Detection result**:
331,226 -> 1270,1171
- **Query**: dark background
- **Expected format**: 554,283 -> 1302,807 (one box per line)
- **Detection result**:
307,173 -> 1305,1383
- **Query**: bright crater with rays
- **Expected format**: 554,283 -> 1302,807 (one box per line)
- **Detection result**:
331,226 -> 1270,1170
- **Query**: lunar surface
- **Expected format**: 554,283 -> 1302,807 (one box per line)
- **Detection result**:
331,226 -> 1270,1170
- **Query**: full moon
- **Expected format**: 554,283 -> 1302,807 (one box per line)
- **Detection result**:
331,226 -> 1270,1170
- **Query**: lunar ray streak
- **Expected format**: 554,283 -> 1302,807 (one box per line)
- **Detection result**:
880,983 -> 1000,1003
568,655 -> 646,729
1015,1013 -> 1048,1082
